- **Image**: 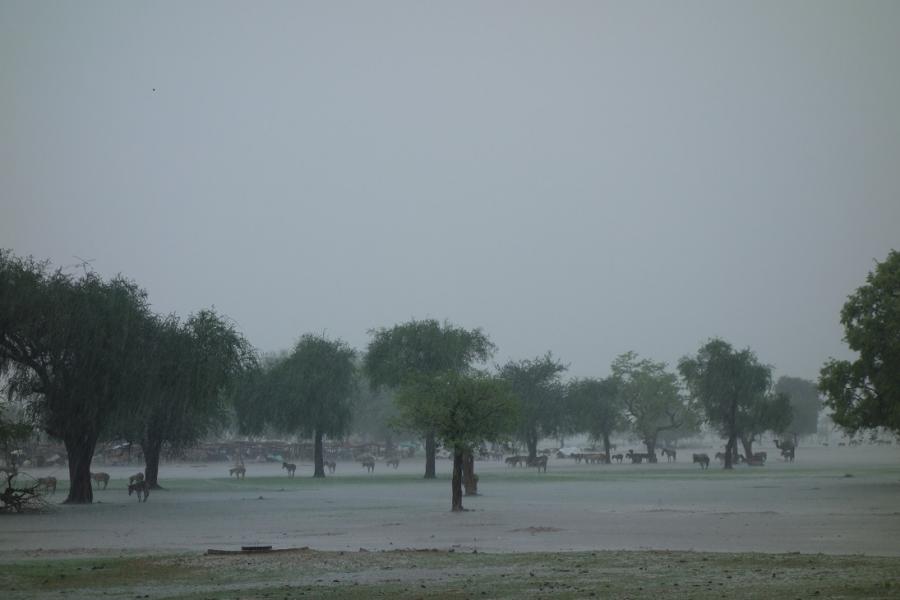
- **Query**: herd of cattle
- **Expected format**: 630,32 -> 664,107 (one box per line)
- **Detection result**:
8,440 -> 801,504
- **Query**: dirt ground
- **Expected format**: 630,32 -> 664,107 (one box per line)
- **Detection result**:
2,443 -> 898,560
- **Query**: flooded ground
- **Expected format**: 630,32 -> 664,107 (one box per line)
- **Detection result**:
2,444 -> 898,559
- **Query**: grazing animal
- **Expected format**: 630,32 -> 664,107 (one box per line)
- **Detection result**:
324,460 -> 336,473
91,472 -> 110,489
626,449 -> 651,464
611,453 -> 624,463
505,455 -> 526,467
385,457 -> 399,469
774,439 -> 796,462
528,455 -> 548,472
282,462 -> 296,477
583,452 -> 606,464
128,472 -> 145,485
37,476 -> 57,494
361,458 -> 375,473
229,466 -> 246,479
692,453 -> 710,469
661,448 -> 677,462
128,480 -> 150,502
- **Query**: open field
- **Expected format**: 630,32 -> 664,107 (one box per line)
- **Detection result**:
2,547 -> 900,599
1,444 -> 899,597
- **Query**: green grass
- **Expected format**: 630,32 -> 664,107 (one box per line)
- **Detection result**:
3,549 -> 899,599
21,461 -> 900,496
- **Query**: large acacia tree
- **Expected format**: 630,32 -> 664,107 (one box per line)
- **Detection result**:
268,335 -> 356,477
117,310 -> 256,488
395,372 -> 516,511
499,353 -> 567,462
679,339 -> 789,468
567,377 -> 622,463
364,319 -> 495,479
0,251 -> 152,503
820,250 -> 900,436
613,352 -> 693,463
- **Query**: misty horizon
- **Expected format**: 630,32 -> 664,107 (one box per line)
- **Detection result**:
3,1 -> 899,382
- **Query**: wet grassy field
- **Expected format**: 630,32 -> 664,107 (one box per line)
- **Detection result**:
3,548 -> 900,599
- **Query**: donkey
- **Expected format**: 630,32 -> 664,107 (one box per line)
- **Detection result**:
324,460 -> 336,474
128,480 -> 150,502
360,457 -> 375,473
282,462 -> 297,477
528,455 -> 548,473
229,465 -> 246,479
385,457 -> 399,469
692,453 -> 710,470
91,472 -> 110,489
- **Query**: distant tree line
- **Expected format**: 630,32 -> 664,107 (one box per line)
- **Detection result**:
4,247 -> 897,510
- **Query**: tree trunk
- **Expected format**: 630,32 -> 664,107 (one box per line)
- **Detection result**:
142,436 -> 164,489
741,436 -> 754,461
526,430 -> 538,462
602,433 -> 612,464
644,436 -> 658,463
463,450 -> 478,496
451,446 -> 464,512
63,434 -> 97,504
313,429 -> 325,478
424,430 -> 436,479
724,436 -> 735,470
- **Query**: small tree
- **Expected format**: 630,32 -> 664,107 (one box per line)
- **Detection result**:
269,335 -> 356,477
395,372 -> 516,511
820,250 -> 900,436
498,353 -> 567,462
614,352 -> 691,462
364,319 -> 495,478
567,377 -> 622,462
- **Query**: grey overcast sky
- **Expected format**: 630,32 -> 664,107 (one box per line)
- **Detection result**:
1,1 -> 898,381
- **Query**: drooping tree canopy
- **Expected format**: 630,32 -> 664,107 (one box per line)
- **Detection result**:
820,250 -> 900,436
0,250 -> 154,502
266,334 -> 357,477
114,310 -> 256,488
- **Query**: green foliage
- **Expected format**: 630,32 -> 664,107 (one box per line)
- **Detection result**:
613,352 -> 692,449
566,377 -> 623,445
0,249 -> 152,442
820,250 -> 900,435
394,372 -> 517,452
679,339 -> 790,449
498,353 -> 567,455
116,310 -> 257,453
364,319 -> 495,388
775,376 -> 821,436
351,371 -> 401,442
267,334 -> 357,439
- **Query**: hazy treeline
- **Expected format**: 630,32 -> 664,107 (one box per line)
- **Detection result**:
2,248 -> 897,510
